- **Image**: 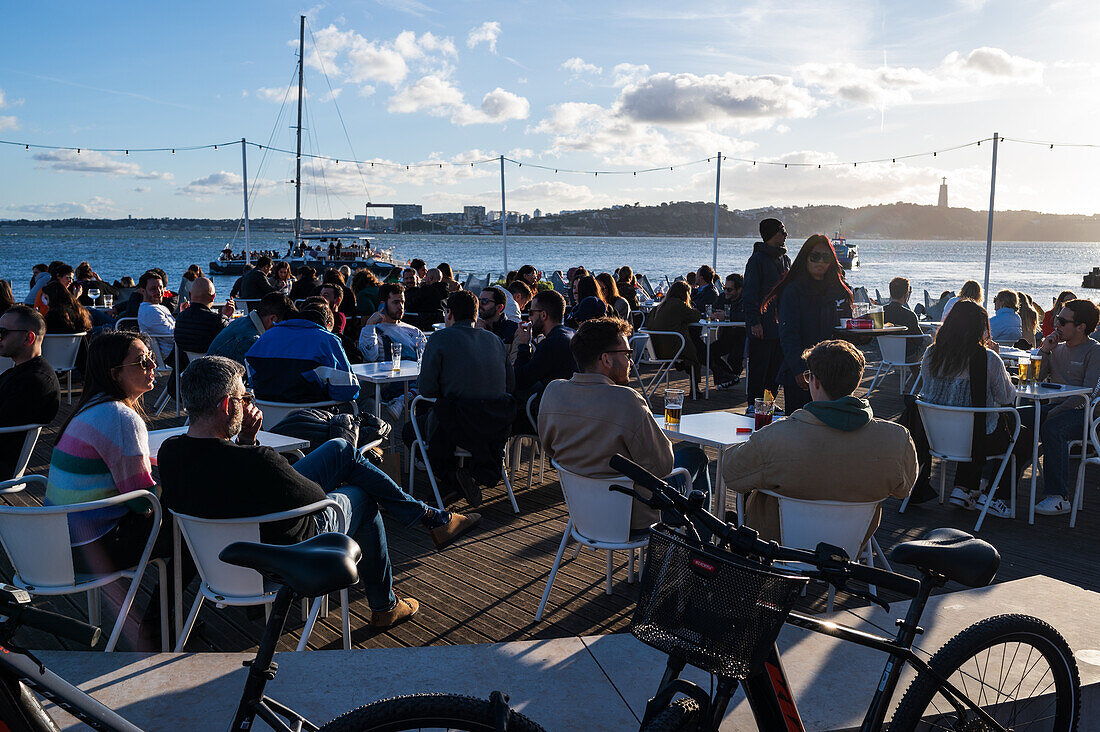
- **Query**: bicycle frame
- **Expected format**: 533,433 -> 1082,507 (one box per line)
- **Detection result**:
644,574 -> 1008,731
0,586 -> 318,732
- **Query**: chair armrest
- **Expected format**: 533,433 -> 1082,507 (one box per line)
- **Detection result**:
0,474 -> 45,494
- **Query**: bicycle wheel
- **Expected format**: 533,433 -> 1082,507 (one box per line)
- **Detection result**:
890,614 -> 1080,731
640,696 -> 703,731
317,692 -> 548,732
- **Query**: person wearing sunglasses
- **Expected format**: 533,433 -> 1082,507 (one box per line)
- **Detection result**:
762,234 -> 854,413
44,330 -> 168,649
0,305 -> 61,480
1031,298 -> 1100,515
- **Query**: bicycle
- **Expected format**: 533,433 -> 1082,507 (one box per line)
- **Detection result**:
0,531 -> 546,732
605,454 -> 1081,732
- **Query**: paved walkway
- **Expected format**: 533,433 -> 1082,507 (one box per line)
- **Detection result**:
43,576 -> 1100,730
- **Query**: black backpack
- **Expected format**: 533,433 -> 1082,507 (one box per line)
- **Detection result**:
270,408 -> 391,454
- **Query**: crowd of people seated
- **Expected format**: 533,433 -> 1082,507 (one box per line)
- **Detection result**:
11,234 -> 1100,654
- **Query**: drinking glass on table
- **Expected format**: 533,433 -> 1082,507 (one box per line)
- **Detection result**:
704,304 -> 713,321
391,343 -> 402,372
754,398 -> 775,430
1016,355 -> 1031,385
415,343 -> 424,368
87,288 -> 101,305
664,388 -> 684,426
103,294 -> 113,308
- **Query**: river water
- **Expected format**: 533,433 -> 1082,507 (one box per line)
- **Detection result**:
1,228 -> 1097,310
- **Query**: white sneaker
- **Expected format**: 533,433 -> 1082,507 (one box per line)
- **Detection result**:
1034,495 -> 1071,516
382,395 -> 405,424
948,487 -> 976,510
976,494 -> 1011,519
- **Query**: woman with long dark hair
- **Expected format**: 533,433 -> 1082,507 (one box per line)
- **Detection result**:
270,261 -> 293,296
918,299 -> 1029,518
764,234 -> 854,412
616,265 -> 639,310
44,330 -> 171,646
177,264 -> 203,302
566,275 -> 612,327
41,280 -> 92,334
596,272 -> 630,319
0,279 -> 14,316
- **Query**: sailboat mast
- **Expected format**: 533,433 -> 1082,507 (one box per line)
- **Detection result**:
294,14 -> 305,248
241,138 -> 250,264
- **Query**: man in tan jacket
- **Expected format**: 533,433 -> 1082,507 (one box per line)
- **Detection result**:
723,339 -> 917,544
538,318 -> 710,531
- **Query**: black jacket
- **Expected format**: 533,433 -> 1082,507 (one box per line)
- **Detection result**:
239,268 -> 276,300
777,277 -> 851,378
174,303 -> 229,354
742,242 -> 791,339
428,395 -> 516,488
514,324 -> 577,392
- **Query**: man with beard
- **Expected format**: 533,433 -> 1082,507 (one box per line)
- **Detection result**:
743,218 -> 791,411
476,287 -> 518,345
158,357 -> 480,629
358,283 -> 428,363
537,318 -> 710,531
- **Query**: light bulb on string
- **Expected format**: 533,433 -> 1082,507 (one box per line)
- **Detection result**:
214,145 -> 218,150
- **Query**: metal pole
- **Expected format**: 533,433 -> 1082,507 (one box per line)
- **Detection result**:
241,138 -> 251,265
500,155 -> 508,273
294,15 -> 305,248
712,152 -> 721,271
982,133 -> 999,310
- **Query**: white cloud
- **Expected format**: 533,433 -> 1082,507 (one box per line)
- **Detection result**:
303,24 -> 459,90
562,57 -> 602,76
394,30 -> 456,60
389,76 -> 529,125
612,63 -> 651,87
255,86 -> 307,102
178,171 -> 280,198
9,196 -> 117,217
376,0 -> 436,17
505,181 -> 598,205
32,150 -> 172,180
618,72 -> 817,127
0,116 -> 18,131
466,21 -> 501,53
796,47 -> 1044,109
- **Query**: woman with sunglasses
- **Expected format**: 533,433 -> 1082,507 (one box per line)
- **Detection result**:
44,330 -> 169,646
763,234 -> 854,413
918,300 -> 1032,518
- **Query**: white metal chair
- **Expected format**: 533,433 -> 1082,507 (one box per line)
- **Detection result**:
759,489 -> 889,612
41,332 -> 86,404
507,394 -> 545,492
0,477 -> 168,651
249,310 -> 267,335
236,298 -> 262,313
113,317 -> 139,332
1068,395 -> 1100,529
865,334 -> 930,397
254,398 -> 357,427
633,330 -> 689,401
901,400 -> 1020,531
171,499 -> 352,652
142,334 -> 176,416
0,423 -> 47,482
408,396 -> 519,513
536,461 -> 689,620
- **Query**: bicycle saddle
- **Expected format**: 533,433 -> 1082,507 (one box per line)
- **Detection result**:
889,528 -> 999,588
220,533 -> 362,597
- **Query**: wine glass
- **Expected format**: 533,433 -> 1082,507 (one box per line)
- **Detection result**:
87,288 -> 101,305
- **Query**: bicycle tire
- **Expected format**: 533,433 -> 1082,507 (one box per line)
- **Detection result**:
640,696 -> 703,732
890,614 -> 1080,731
317,692 -> 548,732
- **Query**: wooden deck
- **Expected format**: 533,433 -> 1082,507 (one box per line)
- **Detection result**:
6,345 -> 1100,654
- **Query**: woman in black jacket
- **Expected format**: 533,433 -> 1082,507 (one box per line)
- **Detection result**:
764,234 -> 854,413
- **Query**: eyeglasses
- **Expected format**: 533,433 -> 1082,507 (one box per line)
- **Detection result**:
1057,316 -> 1076,327
529,308 -> 545,315
115,353 -> 158,371
807,252 -> 832,263
0,328 -> 28,339
227,392 -> 255,406
603,348 -> 633,360
802,369 -> 816,383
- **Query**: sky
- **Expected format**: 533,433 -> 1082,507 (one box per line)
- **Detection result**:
2,0 -> 1099,221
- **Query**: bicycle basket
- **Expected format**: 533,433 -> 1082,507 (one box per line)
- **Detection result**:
630,523 -> 808,679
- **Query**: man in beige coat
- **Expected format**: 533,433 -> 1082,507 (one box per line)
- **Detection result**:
538,318 -> 710,531
723,339 -> 917,544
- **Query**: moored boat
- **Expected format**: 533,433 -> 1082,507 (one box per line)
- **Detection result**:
834,229 -> 859,269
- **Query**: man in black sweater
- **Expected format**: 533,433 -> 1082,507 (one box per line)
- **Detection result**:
743,218 -> 791,408
174,277 -> 235,354
882,276 -> 925,364
0,306 -> 60,479
239,256 -> 277,300
512,289 -> 577,432
159,356 -> 480,629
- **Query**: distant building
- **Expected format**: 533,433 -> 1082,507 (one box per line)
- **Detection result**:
938,178 -> 948,208
392,204 -> 423,222
464,205 -> 486,223
533,208 -> 542,219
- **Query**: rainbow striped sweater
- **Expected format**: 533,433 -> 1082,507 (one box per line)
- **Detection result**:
45,400 -> 157,546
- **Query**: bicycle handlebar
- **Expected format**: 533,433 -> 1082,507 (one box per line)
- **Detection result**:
0,588 -> 102,648
608,453 -> 922,598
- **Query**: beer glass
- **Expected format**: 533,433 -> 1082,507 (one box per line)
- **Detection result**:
664,388 -> 684,426
391,343 -> 402,372
1017,357 -> 1030,384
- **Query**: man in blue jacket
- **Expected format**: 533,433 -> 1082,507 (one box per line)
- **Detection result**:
245,302 -> 360,405
742,218 -> 791,410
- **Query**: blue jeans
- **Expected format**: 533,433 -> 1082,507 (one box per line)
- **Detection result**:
1039,407 -> 1085,498
294,438 -> 432,611
666,444 -> 712,540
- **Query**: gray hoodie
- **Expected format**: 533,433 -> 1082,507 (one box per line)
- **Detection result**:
23,271 -> 50,305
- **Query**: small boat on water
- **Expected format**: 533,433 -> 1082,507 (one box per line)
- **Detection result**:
834,229 -> 859,269
209,233 -> 401,276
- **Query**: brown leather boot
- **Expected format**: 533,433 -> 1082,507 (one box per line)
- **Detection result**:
430,512 -> 482,549
369,597 -> 420,629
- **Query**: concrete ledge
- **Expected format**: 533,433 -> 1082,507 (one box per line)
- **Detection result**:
42,575 -> 1100,730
